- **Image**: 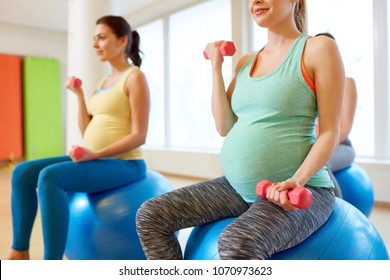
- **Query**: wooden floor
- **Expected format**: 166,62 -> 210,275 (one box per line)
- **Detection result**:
1,166 -> 389,260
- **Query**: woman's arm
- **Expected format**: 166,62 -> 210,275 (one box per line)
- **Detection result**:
205,41 -> 252,136
65,77 -> 92,136
81,69 -> 150,161
339,77 -> 357,143
271,36 -> 345,210
293,36 -> 345,186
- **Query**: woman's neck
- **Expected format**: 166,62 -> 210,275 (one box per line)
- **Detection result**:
109,57 -> 131,77
265,29 -> 301,52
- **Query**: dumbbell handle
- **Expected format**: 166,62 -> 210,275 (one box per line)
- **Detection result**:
203,41 -> 236,59
70,146 -> 85,160
256,180 -> 312,209
72,78 -> 82,88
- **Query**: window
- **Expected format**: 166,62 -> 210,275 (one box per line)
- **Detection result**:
307,0 -> 375,157
137,20 -> 165,146
387,0 -> 390,156
168,0 -> 232,149
138,0 -> 232,150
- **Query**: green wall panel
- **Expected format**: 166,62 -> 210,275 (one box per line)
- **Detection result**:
23,56 -> 63,160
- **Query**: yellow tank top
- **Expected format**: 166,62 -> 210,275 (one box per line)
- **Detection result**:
82,66 -> 143,160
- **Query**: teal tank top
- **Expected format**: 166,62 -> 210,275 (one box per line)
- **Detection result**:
221,34 -> 334,203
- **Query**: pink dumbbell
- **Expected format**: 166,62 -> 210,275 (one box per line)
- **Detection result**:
70,146 -> 85,160
72,78 -> 82,88
256,180 -> 313,209
203,41 -> 236,59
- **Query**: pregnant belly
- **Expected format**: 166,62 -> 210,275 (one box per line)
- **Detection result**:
83,116 -> 129,151
221,124 -> 310,186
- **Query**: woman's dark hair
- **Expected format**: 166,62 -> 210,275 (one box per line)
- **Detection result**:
96,15 -> 143,67
315,32 -> 336,40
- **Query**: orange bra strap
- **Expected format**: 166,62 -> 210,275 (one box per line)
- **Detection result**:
301,59 -> 316,93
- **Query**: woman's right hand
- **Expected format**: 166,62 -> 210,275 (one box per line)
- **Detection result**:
64,76 -> 83,96
204,41 -> 225,64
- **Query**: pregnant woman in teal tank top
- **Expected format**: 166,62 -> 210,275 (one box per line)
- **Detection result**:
136,0 -> 345,259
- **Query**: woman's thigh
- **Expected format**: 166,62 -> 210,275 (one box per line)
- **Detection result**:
137,176 -> 249,231
218,186 -> 335,259
38,159 -> 147,193
12,156 -> 71,189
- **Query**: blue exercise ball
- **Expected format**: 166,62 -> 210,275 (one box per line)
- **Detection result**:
184,198 -> 389,260
334,164 -> 374,216
65,170 -> 173,260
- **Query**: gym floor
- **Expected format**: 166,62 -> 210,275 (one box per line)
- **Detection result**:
0,167 -> 389,260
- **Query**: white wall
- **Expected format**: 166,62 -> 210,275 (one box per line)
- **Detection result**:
0,21 -> 67,64
359,160 -> 390,203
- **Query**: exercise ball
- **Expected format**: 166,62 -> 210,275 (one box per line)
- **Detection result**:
65,170 -> 173,260
184,198 -> 389,260
334,164 -> 374,216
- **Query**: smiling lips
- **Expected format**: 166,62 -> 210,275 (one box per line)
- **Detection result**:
253,7 -> 269,15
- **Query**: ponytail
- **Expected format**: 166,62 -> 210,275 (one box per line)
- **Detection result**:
294,0 -> 307,33
128,30 -> 143,67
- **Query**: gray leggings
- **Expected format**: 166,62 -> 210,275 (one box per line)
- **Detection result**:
327,142 -> 356,198
136,176 -> 335,260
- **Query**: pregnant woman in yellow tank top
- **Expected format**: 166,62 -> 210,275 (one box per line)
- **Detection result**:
7,15 -> 150,260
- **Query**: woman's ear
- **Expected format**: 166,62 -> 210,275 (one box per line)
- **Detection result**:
120,35 -> 129,49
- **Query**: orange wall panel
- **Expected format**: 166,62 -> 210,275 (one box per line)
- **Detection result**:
0,54 -> 23,161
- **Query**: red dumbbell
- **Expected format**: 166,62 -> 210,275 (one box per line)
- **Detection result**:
256,180 -> 313,209
70,146 -> 85,160
72,78 -> 82,88
203,41 -> 236,59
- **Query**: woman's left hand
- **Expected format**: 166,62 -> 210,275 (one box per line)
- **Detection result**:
69,146 -> 95,163
266,178 -> 301,211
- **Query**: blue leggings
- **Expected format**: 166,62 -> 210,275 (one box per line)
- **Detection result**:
11,156 -> 146,259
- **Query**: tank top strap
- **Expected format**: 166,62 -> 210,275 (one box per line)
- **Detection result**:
280,33 -> 311,75
240,33 -> 311,80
